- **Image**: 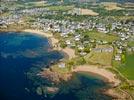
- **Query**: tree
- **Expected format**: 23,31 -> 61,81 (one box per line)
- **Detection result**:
76,57 -> 86,65
121,54 -> 126,64
60,41 -> 67,48
84,47 -> 90,53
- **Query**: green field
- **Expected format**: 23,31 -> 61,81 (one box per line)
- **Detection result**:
128,41 -> 134,47
117,54 -> 134,80
24,1 -> 48,8
80,30 -> 119,43
85,45 -> 113,66
46,5 -> 74,11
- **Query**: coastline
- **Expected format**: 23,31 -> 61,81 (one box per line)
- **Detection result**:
23,29 -> 53,38
23,29 -> 76,60
1,29 -> 120,86
1,29 -> 122,99
72,65 -> 121,99
72,65 -> 120,87
23,29 -> 120,86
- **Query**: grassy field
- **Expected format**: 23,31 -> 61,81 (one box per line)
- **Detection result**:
75,8 -> 99,16
24,1 -> 48,8
85,45 -> 113,66
82,30 -> 119,43
42,14 -> 91,22
46,5 -> 74,11
128,41 -> 134,47
117,54 -> 134,80
100,2 -> 123,11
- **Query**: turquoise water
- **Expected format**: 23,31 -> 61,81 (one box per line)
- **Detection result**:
0,32 -> 112,100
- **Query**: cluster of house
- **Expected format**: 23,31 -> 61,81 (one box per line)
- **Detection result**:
93,47 -> 113,53
30,17 -> 133,35
18,8 -> 58,16
114,40 -> 134,61
30,17 -> 134,61
112,22 -> 134,61
11,5 -> 75,17
0,14 -> 22,28
30,18 -> 93,33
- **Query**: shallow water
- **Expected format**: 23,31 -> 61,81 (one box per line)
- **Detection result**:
0,32 -> 112,100
50,72 -> 112,100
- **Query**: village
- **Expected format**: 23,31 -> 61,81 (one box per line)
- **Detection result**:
0,1 -> 134,99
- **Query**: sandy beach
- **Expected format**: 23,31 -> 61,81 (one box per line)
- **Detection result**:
61,47 -> 76,59
23,29 -> 76,59
23,29 -> 53,37
53,47 -> 76,59
73,65 -> 120,87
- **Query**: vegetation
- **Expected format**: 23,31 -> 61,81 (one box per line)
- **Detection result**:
128,41 -> 134,47
79,29 -> 119,43
41,14 -> 91,22
73,57 -> 86,66
117,54 -> 134,80
60,40 -> 67,48
51,64 -> 70,74
46,5 -> 74,11
24,1 -> 47,8
89,5 -> 133,16
85,50 -> 113,66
